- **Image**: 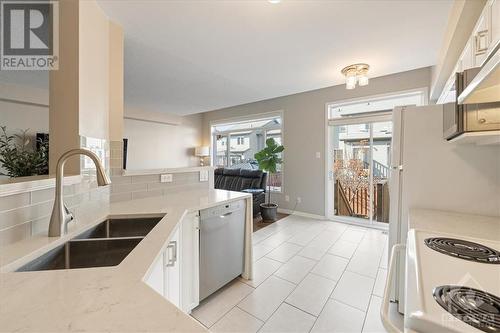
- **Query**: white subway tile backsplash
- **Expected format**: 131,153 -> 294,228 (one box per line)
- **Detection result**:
0,193 -> 30,211
111,182 -> 148,194
31,216 -> 50,236
131,189 -> 163,200
110,176 -> 132,185
110,141 -> 123,150
30,188 -> 55,204
131,175 -> 159,184
0,222 -> 31,246
110,158 -> 122,168
110,192 -> 132,203
0,201 -> 53,231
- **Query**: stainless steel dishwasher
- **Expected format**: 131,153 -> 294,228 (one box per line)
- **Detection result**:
199,199 -> 246,301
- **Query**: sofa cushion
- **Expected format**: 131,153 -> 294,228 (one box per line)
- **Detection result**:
222,168 -> 241,176
239,169 -> 264,190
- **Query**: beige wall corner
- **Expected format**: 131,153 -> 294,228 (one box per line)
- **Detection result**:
109,21 -> 124,142
49,0 -> 80,175
78,0 -> 110,140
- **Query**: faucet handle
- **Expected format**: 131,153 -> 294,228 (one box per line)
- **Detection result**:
64,204 -> 74,223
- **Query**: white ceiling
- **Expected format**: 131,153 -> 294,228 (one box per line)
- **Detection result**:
98,0 -> 453,115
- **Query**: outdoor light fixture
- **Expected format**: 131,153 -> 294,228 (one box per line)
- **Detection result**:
341,63 -> 370,89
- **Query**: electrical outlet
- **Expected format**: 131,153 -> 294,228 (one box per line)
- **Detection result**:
160,174 -> 173,183
296,197 -> 302,204
285,195 -> 290,202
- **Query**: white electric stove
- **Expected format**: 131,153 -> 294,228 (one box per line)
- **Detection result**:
403,229 -> 500,333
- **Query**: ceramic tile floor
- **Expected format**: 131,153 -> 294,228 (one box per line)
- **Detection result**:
192,215 -> 391,333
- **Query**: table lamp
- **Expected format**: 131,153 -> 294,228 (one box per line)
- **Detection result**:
195,146 -> 210,166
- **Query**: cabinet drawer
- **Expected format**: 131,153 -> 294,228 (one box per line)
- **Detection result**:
465,103 -> 500,131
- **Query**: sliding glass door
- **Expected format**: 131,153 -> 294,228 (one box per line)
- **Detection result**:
330,120 -> 392,226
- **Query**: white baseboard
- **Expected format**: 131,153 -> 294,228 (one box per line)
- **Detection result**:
278,208 -> 326,220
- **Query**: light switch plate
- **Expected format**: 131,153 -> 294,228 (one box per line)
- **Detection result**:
316,152 -> 321,158
160,174 -> 173,183
199,170 -> 209,182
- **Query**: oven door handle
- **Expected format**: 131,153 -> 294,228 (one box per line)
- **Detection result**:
381,243 -> 406,333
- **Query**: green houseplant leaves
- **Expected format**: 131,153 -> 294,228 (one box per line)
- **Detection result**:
0,126 -> 49,178
254,138 -> 284,206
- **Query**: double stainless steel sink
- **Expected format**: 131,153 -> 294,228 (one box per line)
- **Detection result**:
16,217 -> 163,272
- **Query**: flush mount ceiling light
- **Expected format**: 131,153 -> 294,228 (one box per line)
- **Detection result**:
341,63 -> 370,90
268,0 -> 281,3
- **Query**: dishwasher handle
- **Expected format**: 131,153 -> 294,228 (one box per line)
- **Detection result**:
220,212 -> 233,218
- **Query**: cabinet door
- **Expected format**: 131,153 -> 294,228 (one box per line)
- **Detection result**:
165,227 -> 180,307
473,6 -> 491,66
461,38 -> 474,71
491,0 -> 500,50
146,252 -> 165,296
180,211 -> 200,313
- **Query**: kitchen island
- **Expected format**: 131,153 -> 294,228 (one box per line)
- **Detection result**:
0,189 -> 252,332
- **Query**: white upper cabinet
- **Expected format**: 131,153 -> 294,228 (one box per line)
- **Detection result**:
491,0 -> 500,50
461,39 -> 474,71
438,0 -> 500,103
473,0 -> 500,67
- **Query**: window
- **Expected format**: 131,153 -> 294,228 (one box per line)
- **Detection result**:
328,90 -> 426,119
211,114 -> 283,192
327,89 -> 426,226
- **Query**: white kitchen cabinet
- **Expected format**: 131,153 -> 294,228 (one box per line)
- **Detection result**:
460,39 -> 474,71
472,0 -> 500,67
437,1 -> 499,104
179,211 -> 200,313
144,212 -> 200,314
165,227 -> 180,307
146,252 -> 164,296
490,0 -> 500,50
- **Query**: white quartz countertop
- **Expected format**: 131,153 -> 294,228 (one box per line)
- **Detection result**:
409,208 -> 500,241
0,188 -> 251,332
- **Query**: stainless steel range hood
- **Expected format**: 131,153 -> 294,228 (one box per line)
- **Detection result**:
458,44 -> 500,104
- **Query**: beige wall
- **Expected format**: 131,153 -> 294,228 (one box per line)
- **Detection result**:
0,83 -> 49,135
124,114 -> 202,170
49,0 -> 80,174
79,0 -> 110,140
201,67 -> 431,216
109,21 -> 124,142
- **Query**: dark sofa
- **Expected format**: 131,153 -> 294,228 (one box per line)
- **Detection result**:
214,168 -> 267,216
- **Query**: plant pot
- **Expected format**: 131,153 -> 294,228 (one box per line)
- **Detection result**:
260,203 -> 278,221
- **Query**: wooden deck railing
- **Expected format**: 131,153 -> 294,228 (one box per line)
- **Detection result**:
335,180 -> 389,222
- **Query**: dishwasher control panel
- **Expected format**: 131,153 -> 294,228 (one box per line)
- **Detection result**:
199,200 -> 244,219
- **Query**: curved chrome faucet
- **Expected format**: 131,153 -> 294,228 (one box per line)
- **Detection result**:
48,149 -> 111,237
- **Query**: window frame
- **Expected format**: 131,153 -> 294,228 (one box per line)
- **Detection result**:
209,111 -> 284,193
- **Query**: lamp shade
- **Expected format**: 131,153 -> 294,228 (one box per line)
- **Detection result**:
195,146 -> 210,157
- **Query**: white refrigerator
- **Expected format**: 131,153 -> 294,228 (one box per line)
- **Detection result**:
388,104 -> 500,313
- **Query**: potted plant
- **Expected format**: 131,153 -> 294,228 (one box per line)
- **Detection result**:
0,126 -> 49,178
254,138 -> 284,221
